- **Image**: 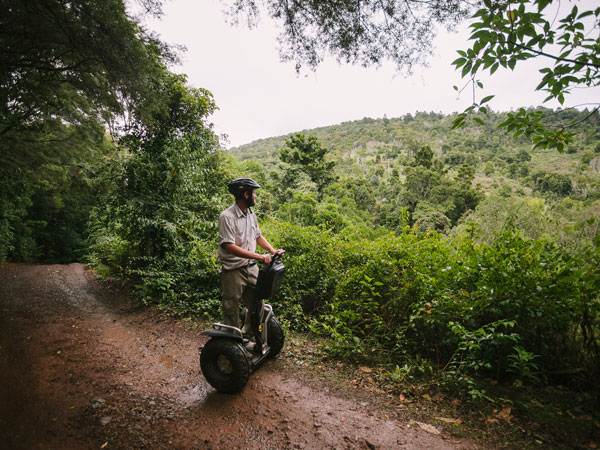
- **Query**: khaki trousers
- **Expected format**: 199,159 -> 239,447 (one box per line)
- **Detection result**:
220,264 -> 260,329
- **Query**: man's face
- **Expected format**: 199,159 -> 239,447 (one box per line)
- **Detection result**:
244,189 -> 256,207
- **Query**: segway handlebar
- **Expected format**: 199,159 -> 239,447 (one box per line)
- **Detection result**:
260,250 -> 285,266
255,250 -> 285,299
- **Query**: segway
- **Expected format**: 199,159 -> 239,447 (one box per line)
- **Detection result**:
200,251 -> 285,394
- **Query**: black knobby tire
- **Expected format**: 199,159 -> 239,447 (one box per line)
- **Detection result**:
267,316 -> 284,358
200,339 -> 251,394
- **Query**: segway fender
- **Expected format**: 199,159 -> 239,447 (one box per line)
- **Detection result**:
202,329 -> 243,341
201,323 -> 243,342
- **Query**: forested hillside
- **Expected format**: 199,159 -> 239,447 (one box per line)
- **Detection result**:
231,108 -> 600,238
232,108 -> 600,182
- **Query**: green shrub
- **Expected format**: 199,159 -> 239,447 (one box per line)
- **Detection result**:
262,218 -> 599,386
261,220 -> 339,323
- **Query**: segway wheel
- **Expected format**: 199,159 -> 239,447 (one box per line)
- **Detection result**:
267,316 -> 284,358
200,339 -> 251,394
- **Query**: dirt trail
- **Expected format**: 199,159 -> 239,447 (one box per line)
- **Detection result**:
0,263 -> 480,449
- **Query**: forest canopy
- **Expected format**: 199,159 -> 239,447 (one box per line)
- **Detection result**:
0,0 -> 219,262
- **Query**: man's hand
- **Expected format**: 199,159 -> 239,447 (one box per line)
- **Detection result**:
260,253 -> 272,265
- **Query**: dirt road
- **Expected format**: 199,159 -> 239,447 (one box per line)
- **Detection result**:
0,263 -> 480,449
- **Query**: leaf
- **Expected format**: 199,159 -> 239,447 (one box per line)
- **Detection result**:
462,63 -> 472,78
577,11 -> 594,19
435,416 -> 463,425
416,422 -> 441,435
480,95 -> 495,104
101,443 -> 109,449
452,57 -> 467,68
450,115 -> 467,130
498,406 -> 513,422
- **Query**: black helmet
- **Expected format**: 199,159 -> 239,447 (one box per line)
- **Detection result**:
227,177 -> 261,196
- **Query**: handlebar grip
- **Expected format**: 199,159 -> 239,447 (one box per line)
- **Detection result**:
267,250 -> 285,266
257,250 -> 284,266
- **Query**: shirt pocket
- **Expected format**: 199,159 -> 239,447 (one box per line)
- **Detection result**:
251,221 -> 260,240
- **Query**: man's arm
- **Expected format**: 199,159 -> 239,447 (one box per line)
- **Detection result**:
257,236 -> 276,255
221,242 -> 272,264
257,236 -> 284,264
222,236 -> 283,265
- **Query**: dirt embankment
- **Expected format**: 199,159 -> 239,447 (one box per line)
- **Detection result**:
0,263 -> 480,449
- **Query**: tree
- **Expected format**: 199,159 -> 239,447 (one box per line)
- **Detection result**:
279,133 -> 336,201
456,163 -> 475,186
413,202 -> 452,233
0,0 -> 172,145
402,165 -> 442,208
414,145 -> 434,169
225,0 -> 476,72
0,0 -> 172,262
530,171 -> 573,196
89,71 -> 227,309
452,0 -> 600,151
96,72 -> 224,263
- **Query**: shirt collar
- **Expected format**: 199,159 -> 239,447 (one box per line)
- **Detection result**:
233,203 -> 253,218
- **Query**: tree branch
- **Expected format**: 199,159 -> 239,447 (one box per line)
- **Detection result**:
501,37 -> 600,70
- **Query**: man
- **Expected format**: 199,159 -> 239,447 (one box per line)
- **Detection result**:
218,177 -> 283,353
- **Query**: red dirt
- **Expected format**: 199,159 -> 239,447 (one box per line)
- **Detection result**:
0,263 -> 481,449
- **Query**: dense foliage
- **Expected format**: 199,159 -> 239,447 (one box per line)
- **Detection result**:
262,220 -> 599,392
0,0 -> 228,318
0,0 -> 171,262
88,72 -> 229,315
232,109 -> 600,234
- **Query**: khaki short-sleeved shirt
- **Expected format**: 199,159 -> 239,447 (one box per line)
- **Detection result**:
218,204 -> 261,270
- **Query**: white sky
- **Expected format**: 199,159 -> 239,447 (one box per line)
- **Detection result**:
138,0 -> 599,148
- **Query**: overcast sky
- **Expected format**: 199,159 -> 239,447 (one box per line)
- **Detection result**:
138,0 -> 598,148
